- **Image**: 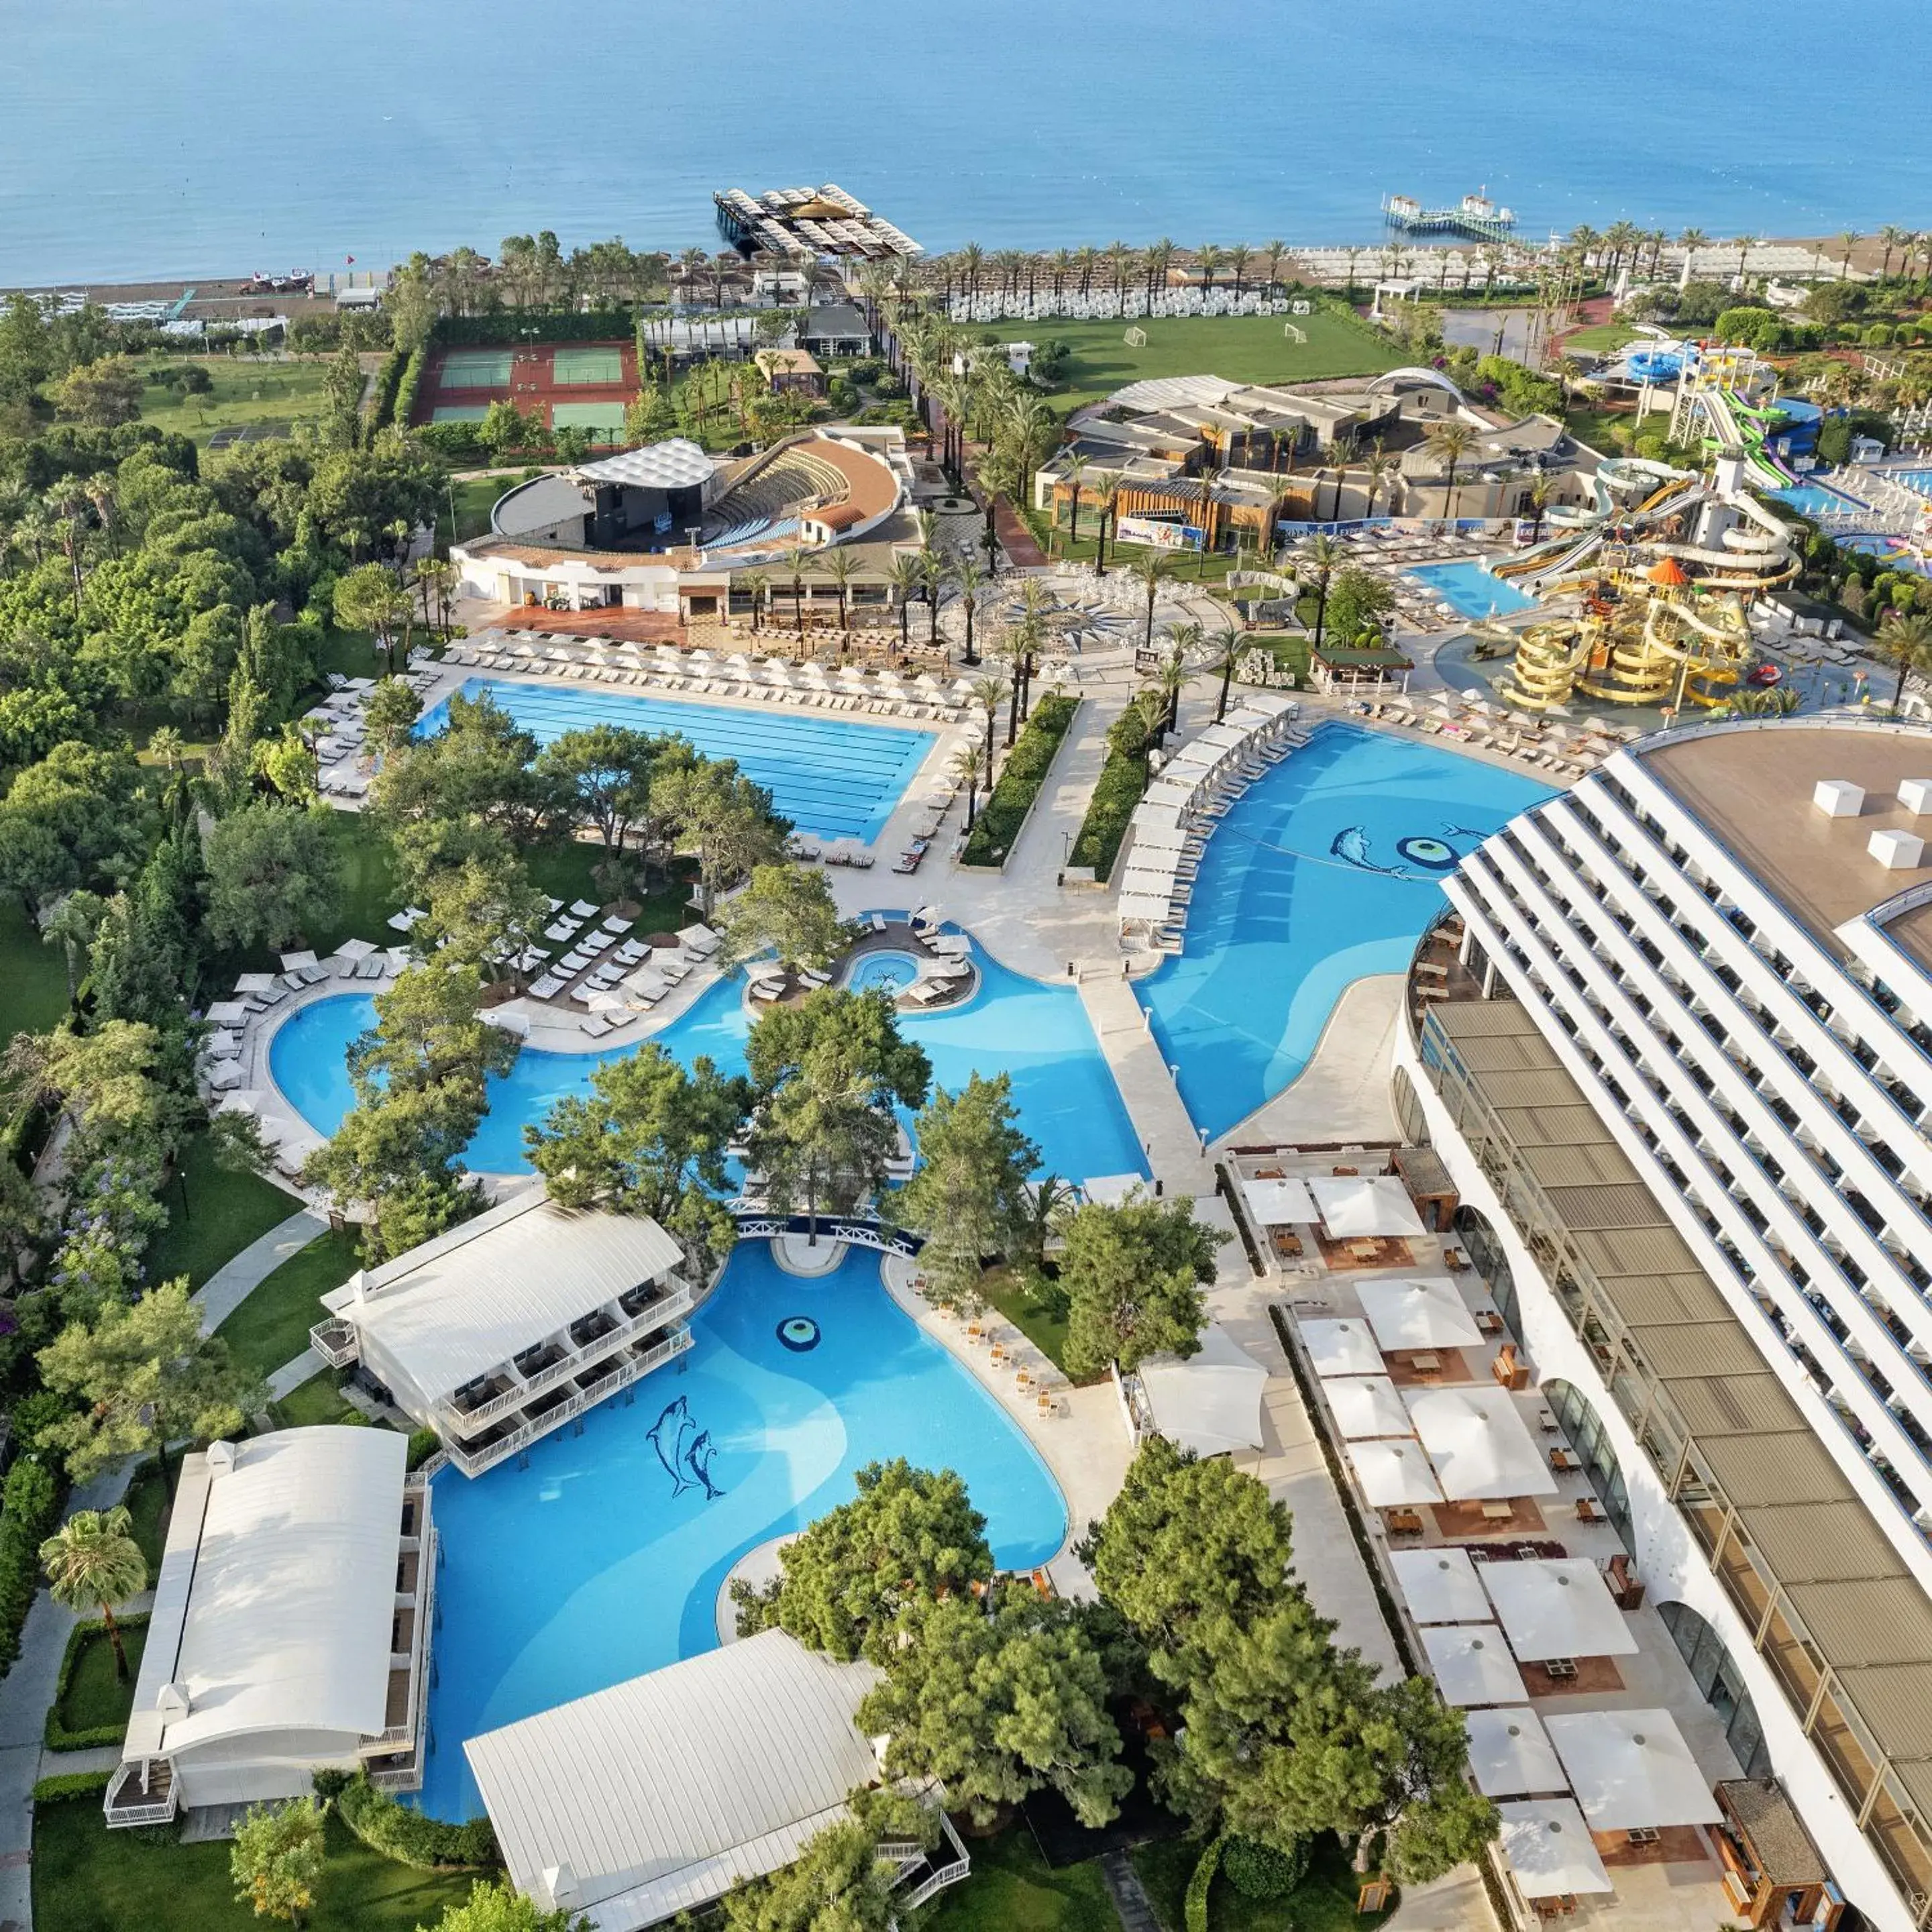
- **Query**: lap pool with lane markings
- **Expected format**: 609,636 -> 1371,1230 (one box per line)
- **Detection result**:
419,677 -> 935,843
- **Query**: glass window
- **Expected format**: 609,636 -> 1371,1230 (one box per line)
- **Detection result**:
1393,1065 -> 1430,1146
1658,1600 -> 1774,1780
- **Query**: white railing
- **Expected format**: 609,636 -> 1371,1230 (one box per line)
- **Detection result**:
435,1285 -> 692,1432
307,1317 -> 360,1368
103,1762 -> 178,1828
898,1858 -> 971,1911
364,1523 -> 437,1788
443,1329 -> 694,1477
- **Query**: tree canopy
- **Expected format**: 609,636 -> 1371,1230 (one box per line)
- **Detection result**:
1057,1193 -> 1221,1379
716,863 -> 857,975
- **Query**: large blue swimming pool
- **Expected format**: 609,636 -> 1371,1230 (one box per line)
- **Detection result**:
1408,560 -> 1540,618
1134,724 -> 1552,1139
421,1240 -> 1067,1819
419,678 -> 934,843
269,929 -> 1147,1185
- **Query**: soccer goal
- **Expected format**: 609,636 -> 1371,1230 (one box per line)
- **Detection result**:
1283,321 -> 1307,343
1124,325 -> 1148,347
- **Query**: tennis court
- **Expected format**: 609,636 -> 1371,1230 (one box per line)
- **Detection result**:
437,350 -> 514,388
550,400 -> 627,441
551,346 -> 625,385
431,405 -> 490,423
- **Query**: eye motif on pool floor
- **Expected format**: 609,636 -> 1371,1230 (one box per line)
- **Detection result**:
645,1394 -> 723,1501
776,1316 -> 822,1352
1329,824 -> 1492,880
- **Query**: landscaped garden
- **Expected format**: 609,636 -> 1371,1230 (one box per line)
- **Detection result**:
213,1228 -> 362,1381
136,357 -> 337,447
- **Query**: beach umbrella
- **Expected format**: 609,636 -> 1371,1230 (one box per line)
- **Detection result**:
279,949 -> 319,972
333,936 -> 378,961
233,972 -> 279,996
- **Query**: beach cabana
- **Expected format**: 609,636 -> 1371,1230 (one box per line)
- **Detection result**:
1323,1375 -> 1411,1440
1348,1438 -> 1442,1508
1137,1325 -> 1268,1459
1498,1800 -> 1613,1899
1421,1623 -> 1528,1707
1298,1318 -> 1383,1379
1389,1546 -> 1489,1624
1465,1709 -> 1568,1799
1479,1558 -> 1640,1662
1309,1175 -> 1428,1239
1357,1277 -> 1484,1352
1404,1385 -> 1558,1500
1544,1709 -> 1722,1832
1237,1175 -> 1318,1228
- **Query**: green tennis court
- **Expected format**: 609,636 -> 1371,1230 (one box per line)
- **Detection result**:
437,350 -> 513,388
551,347 -> 625,385
431,404 -> 490,423
549,401 -> 627,441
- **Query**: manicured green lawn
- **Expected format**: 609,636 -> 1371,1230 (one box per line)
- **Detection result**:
922,1827 -> 1117,1932
981,1266 -> 1076,1377
138,358 -> 337,448
121,1460 -> 170,1572
989,311 -> 1403,412
54,1623 -> 146,1737
268,1371 -> 368,1430
1131,1837 -> 1396,1932
434,474 -> 510,548
214,1228 -> 362,1381
144,1135 -> 299,1293
0,898 -> 72,1048
1562,405 -> 1636,455
34,1799 -> 476,1932
1562,321 -> 1643,355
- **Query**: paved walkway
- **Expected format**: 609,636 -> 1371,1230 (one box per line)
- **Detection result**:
1099,1848 -> 1162,1932
191,1208 -> 327,1333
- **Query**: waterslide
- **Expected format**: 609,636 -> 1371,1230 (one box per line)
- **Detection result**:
1701,388 -> 1801,490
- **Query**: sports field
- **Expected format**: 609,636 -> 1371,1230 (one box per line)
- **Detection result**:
437,348 -> 514,388
550,400 -> 627,440
988,310 -> 1404,410
551,345 -> 625,384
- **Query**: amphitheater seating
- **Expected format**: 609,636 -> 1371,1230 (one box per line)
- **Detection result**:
707,450 -> 850,527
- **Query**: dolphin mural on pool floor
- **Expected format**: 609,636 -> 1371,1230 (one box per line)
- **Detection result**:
646,1395 -> 724,1500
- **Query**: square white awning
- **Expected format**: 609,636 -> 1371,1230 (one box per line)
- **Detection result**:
1544,1709 -> 1723,1830
1309,1174 -> 1428,1238
1358,1277 -> 1484,1351
1405,1385 -> 1559,1500
1421,1622 -> 1527,1707
1138,1325 -> 1269,1459
1130,822 -> 1195,853
1118,892 -> 1177,924
1324,1375 -> 1412,1440
1081,1173 -> 1144,1207
1298,1318 -> 1384,1378
1479,1559 -> 1640,1662
1465,1708 -> 1569,1799
1498,1799 -> 1614,1898
1348,1438 -> 1442,1507
1389,1546 -> 1489,1624
1238,1175 -> 1318,1227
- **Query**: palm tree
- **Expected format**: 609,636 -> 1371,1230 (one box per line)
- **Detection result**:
1134,549 -> 1168,652
1733,233 -> 1760,286
1208,628 -> 1244,723
1262,239 -> 1287,299
951,743 -> 983,831
1156,624 -> 1199,741
1879,225 -> 1909,280
42,1507 -> 148,1679
84,472 -> 118,558
1839,231 -> 1863,280
1426,419 -> 1479,522
1876,612 -> 1932,714
969,675 -> 1005,789
888,553 -> 923,652
919,547 -> 949,647
1195,245 -> 1223,294
1146,238 -> 1176,306
954,555 -> 985,665
1300,532 -> 1342,653
1526,472 -> 1554,543
1061,453 -> 1091,552
1360,445 -> 1397,521
739,569 -> 767,636
820,549 -> 858,634
415,556 -> 455,637
1091,470 -> 1124,576
1227,244 -> 1250,299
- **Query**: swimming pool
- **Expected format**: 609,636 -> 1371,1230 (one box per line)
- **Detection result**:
419,678 -> 934,844
421,1240 -> 1067,1819
1134,724 -> 1552,1139
1408,560 -> 1540,619
845,947 -> 922,994
1772,481 -> 1869,521
269,929 -> 1146,1184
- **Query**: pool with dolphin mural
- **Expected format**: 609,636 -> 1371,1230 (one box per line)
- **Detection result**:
417,1240 -> 1065,1821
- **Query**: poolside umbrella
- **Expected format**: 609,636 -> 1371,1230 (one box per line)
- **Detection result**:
333,937 -> 378,962
586,990 -> 631,1015
279,950 -> 319,972
215,1089 -> 266,1116
724,653 -> 753,676
233,973 -> 279,996
204,1000 -> 252,1026
201,1030 -> 241,1061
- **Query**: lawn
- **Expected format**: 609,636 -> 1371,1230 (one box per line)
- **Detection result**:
981,1266 -> 1075,1377
53,1622 -> 147,1739
34,1798 -> 476,1932
144,1134 -> 299,1293
138,358 -> 337,448
268,1370 -> 371,1430
121,1459 -> 170,1572
0,898 -> 72,1049
922,1827 -> 1118,1932
434,474 -> 510,548
1562,321 -> 1643,355
987,311 -> 1403,413
1561,404 -> 1637,456
1131,1837 -> 1396,1932
213,1228 -> 362,1381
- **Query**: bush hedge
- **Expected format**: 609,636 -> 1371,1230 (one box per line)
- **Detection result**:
45,1613 -> 151,1750
0,1456 -> 64,1680
1069,743 -> 1148,877
405,1428 -> 440,1472
368,349 -> 408,436
336,1772 -> 499,1870
961,694 -> 1077,867
32,1768 -> 112,1803
432,310 -> 633,347
1223,1833 -> 1308,1898
1185,1834 -> 1225,1932
392,348 -> 426,433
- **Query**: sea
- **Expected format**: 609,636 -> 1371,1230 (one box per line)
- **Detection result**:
3,0 -> 1929,287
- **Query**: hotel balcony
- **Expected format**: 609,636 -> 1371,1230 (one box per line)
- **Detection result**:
362,1475 -> 435,1792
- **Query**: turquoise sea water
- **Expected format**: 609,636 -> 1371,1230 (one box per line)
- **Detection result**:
421,1241 -> 1068,1819
1135,724 -> 1552,1139
4,0 -> 1928,283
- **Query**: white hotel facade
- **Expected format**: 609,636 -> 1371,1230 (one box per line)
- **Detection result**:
1395,719 -> 1932,1931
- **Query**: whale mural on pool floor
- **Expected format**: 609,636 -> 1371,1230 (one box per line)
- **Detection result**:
646,1394 -> 724,1501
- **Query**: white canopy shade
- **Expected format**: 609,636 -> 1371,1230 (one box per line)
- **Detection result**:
201,1030 -> 241,1061
1118,892 -> 1177,924
1299,1318 -> 1383,1379
1130,823 -> 1195,853
1238,1175 -> 1318,1228
1138,1325 -> 1269,1458
1195,723 -> 1251,752
203,1000 -> 252,1026
1389,1546 -> 1489,1624
233,972 -> 280,995
1498,1799 -> 1613,1898
1121,865 -> 1179,896
1324,1375 -> 1411,1440
1405,1385 -> 1560,1500
1349,1438 -> 1442,1507
1358,1277 -> 1484,1352
1310,1174 -> 1428,1238
1081,1173 -> 1144,1207
578,437 -> 714,490
1130,802 -> 1186,833
1143,781 -> 1201,810
1544,1709 -> 1723,1831
332,936 -> 378,961
1466,1708 -> 1569,1799
1480,1559 -> 1640,1662
279,949 -> 319,971
1421,1622 -> 1528,1707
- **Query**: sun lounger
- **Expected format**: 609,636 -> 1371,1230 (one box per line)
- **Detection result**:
906,979 -> 950,1004
615,941 -> 648,965
580,1015 -> 615,1038
570,900 -> 600,918
545,920 -> 579,943
658,959 -> 691,983
527,975 -> 565,1000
